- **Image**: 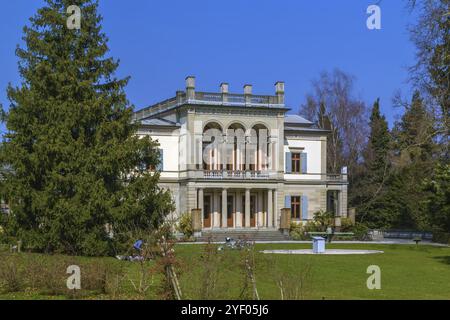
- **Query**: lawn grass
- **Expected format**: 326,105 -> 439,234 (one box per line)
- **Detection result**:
0,243 -> 449,300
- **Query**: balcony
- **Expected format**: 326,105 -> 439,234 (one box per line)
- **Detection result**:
193,92 -> 280,106
133,91 -> 283,121
283,172 -> 348,183
204,170 -> 271,180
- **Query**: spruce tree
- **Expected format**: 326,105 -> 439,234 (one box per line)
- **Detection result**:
388,91 -> 437,230
355,99 -> 393,228
0,0 -> 173,255
365,99 -> 391,179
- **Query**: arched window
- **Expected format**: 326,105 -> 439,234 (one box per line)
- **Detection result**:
226,123 -> 246,171
203,122 -> 223,171
249,124 -> 269,171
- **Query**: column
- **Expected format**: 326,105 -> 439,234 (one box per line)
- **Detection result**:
198,188 -> 204,227
222,188 -> 228,228
267,189 -> 273,228
213,191 -> 220,228
245,188 -> 251,228
257,191 -> 263,228
273,189 -> 279,228
236,192 -> 242,228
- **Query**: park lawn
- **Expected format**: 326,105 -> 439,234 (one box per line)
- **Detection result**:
176,243 -> 450,300
0,243 -> 449,300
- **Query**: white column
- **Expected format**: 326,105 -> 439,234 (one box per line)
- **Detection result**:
198,188 -> 204,227
257,191 -> 263,228
274,189 -> 279,228
213,191 -> 220,228
222,188 -> 228,228
267,189 -> 273,228
268,138 -> 274,171
236,192 -> 242,228
245,188 -> 251,228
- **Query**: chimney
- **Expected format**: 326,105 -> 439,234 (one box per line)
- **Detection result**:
176,90 -> 184,104
220,83 -> 229,103
275,81 -> 285,104
244,84 -> 252,104
186,76 -> 196,100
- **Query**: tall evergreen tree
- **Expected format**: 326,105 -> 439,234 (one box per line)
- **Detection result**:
365,99 -> 391,179
422,163 -> 450,232
354,99 -> 393,228
388,91 -> 437,230
0,0 -> 173,255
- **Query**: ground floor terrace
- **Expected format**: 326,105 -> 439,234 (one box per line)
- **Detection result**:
163,181 -> 348,231
197,188 -> 281,230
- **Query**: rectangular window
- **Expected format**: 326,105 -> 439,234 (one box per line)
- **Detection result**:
291,196 -> 301,219
292,153 -> 301,173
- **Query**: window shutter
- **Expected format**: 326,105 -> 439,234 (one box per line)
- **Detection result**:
285,152 -> 292,173
284,195 -> 291,209
156,149 -> 164,171
301,195 -> 309,220
301,153 -> 308,174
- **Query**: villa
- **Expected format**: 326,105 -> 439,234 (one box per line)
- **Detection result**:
134,77 -> 348,237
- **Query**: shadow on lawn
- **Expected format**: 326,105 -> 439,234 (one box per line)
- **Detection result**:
433,256 -> 450,265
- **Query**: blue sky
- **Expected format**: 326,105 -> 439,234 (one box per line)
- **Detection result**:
0,0 -> 417,134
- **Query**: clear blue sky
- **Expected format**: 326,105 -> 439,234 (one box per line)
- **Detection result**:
0,0 -> 417,134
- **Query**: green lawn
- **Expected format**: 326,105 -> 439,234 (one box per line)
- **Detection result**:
1,243 -> 449,300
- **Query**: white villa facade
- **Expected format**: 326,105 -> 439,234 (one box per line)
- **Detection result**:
134,77 -> 348,232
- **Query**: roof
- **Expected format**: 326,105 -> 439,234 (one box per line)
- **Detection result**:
284,126 -> 329,133
139,118 -> 180,127
284,114 -> 313,125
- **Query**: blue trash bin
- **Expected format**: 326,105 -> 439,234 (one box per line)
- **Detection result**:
312,236 -> 325,254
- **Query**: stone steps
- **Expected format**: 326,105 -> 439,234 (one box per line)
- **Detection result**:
196,229 -> 291,242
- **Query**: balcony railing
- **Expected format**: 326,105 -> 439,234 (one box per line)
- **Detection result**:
203,171 -> 347,182
133,91 -> 283,120
204,170 -> 271,180
326,174 -> 347,182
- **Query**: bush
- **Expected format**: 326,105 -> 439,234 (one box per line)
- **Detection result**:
312,210 -> 334,231
352,223 -> 369,240
81,259 -> 125,296
340,218 -> 354,232
0,252 -> 126,298
177,213 -> 193,240
0,253 -> 24,293
289,222 -> 308,240
433,232 -> 450,245
303,220 -> 322,233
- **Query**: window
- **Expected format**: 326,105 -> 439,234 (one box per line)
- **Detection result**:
292,153 -> 301,173
291,196 -> 301,219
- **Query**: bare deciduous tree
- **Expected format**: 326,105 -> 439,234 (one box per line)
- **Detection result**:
300,69 -> 369,176
406,0 -> 449,155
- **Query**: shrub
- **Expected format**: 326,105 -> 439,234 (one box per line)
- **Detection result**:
352,223 -> 369,240
0,253 -> 24,293
303,220 -> 322,233
0,252 -> 126,298
340,218 -> 354,232
275,258 -> 313,300
433,232 -> 450,245
312,210 -> 334,231
81,259 -> 126,296
289,222 -> 309,240
177,213 -> 194,240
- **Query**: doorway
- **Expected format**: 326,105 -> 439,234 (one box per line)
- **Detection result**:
203,195 -> 212,228
227,195 -> 234,227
